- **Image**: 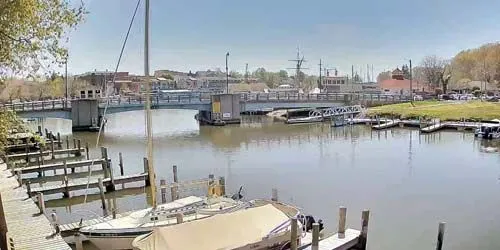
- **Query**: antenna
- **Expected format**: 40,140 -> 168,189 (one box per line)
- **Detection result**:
287,47 -> 309,88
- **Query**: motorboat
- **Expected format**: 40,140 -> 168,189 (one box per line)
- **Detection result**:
132,200 -> 324,250
80,195 -> 250,250
474,123 -> 500,139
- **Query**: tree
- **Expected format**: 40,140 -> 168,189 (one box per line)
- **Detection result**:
0,1 -> 86,77
420,55 -> 446,87
376,71 -> 391,82
401,64 -> 410,79
230,71 -> 242,78
278,70 -> 288,79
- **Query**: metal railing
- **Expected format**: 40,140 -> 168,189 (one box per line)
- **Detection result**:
0,93 -> 411,112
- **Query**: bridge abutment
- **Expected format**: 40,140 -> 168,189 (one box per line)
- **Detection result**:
71,99 -> 100,131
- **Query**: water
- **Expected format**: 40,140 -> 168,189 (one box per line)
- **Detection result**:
35,110 -> 500,250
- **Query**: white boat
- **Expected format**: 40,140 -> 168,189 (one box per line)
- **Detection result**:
132,201 -> 324,250
474,123 -> 500,139
80,196 -> 250,249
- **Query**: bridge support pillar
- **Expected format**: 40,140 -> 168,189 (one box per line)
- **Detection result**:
196,94 -> 241,126
71,99 -> 100,132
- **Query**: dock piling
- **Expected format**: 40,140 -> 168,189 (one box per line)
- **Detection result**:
271,188 -> 278,202
101,147 -> 109,179
118,152 -> 124,175
436,222 -> 446,250
65,136 -> 69,149
73,138 -> 76,149
357,210 -> 370,250
76,140 -> 81,157
36,193 -> 45,214
176,213 -> 183,224
16,170 -> 22,187
85,142 -> 89,160
106,162 -> 115,192
62,160 -> 69,198
338,206 -> 347,238
26,180 -> 31,198
74,232 -> 83,250
143,157 -> 150,186
311,222 -> 320,250
219,176 -> 225,196
160,179 -> 167,204
171,165 -> 178,200
45,128 -> 49,138
290,218 -> 298,250
37,125 -> 42,135
56,133 -> 62,149
97,178 -> 107,216
50,139 -> 55,160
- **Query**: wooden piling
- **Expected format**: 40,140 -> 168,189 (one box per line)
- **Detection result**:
171,165 -> 179,200
62,161 -> 69,198
312,222 -> 320,250
176,213 -> 183,224
45,128 -> 49,138
271,188 -> 278,202
65,136 -> 69,149
74,232 -> 83,250
290,218 -> 298,250
436,222 -> 446,250
37,125 -> 42,135
76,140 -> 81,156
118,152 -> 124,175
101,147 -> 109,179
85,142 -> 89,160
56,133 -> 62,149
219,176 -> 226,196
73,138 -> 76,149
97,178 -> 107,215
143,157 -> 150,186
172,165 -> 178,183
338,206 -> 347,238
36,193 -> 45,214
26,181 -> 31,198
160,179 -> 167,204
106,162 -> 116,192
39,148 -> 44,165
357,210 -> 370,250
16,170 -> 22,187
50,139 -> 55,160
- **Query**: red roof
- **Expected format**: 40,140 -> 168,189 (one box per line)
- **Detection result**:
379,79 -> 431,91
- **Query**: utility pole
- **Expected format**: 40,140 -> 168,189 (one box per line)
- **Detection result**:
318,59 -> 322,90
226,52 -> 230,93
245,63 -> 249,84
409,59 -> 413,105
65,58 -> 68,102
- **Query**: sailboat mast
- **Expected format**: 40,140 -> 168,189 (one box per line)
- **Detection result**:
144,0 -> 156,208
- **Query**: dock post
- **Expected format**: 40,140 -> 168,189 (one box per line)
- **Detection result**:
16,170 -> 22,187
37,125 -> 42,135
357,210 -> 370,250
24,142 -> 29,163
50,139 -> 55,160
65,136 -> 69,149
436,222 -> 446,250
76,139 -> 82,157
338,206 -> 347,238
143,157 -> 150,186
39,148 -> 44,165
36,192 -> 45,214
106,162 -> 116,192
74,232 -> 83,250
45,128 -> 49,138
271,188 -> 278,202
118,152 -> 124,175
160,179 -> 167,203
172,165 -> 178,183
72,138 -> 76,149
101,147 -> 109,178
97,178 -> 108,216
0,194 -> 7,250
62,160 -> 70,198
56,132 -> 62,149
290,218 -> 298,250
219,176 -> 226,196
172,165 -> 178,200
312,223 -> 320,250
85,142 -> 89,160
176,213 -> 184,224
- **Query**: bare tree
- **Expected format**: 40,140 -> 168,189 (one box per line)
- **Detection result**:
421,55 -> 446,87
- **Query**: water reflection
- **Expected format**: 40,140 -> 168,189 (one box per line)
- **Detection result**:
31,110 -> 500,250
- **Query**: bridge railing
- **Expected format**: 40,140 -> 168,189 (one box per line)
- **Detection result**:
0,99 -> 72,112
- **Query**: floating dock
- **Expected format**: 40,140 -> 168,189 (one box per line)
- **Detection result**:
371,119 -> 400,130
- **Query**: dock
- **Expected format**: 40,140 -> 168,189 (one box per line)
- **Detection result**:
0,161 -> 71,250
6,148 -> 85,162
371,119 -> 400,130
15,158 -> 105,175
301,229 -> 360,250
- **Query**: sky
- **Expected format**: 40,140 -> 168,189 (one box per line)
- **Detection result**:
66,0 -> 500,78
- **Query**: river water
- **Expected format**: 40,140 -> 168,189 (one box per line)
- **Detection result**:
33,110 -> 500,250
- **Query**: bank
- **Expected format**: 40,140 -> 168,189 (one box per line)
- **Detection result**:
367,101 -> 500,121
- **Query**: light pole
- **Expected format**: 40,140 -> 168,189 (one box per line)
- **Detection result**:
409,59 -> 413,105
65,58 -> 68,103
226,52 -> 229,94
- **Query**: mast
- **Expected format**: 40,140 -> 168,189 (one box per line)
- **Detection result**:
144,0 -> 156,208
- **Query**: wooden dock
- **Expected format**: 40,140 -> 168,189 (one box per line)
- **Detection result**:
301,229 -> 361,250
28,172 -> 149,196
0,161 -> 71,250
371,119 -> 400,130
15,158 -> 105,175
6,148 -> 85,162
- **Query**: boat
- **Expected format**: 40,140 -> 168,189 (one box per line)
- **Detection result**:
285,116 -> 324,124
132,200 -> 324,250
80,195 -> 250,249
474,123 -> 500,139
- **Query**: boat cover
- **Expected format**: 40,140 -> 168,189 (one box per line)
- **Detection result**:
132,204 -> 290,250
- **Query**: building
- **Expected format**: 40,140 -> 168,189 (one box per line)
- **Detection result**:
379,79 -> 430,95
391,68 -> 404,80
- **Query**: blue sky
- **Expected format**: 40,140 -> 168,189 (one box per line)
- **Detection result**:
67,0 -> 500,77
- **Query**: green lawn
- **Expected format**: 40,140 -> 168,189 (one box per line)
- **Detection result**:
367,101 -> 500,121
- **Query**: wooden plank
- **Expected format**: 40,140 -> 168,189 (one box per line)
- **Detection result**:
6,148 -> 85,161
301,229 -> 360,250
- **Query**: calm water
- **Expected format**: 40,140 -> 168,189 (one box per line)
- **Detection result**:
32,110 -> 500,250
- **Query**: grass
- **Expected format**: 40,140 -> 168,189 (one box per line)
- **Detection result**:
367,101 -> 500,121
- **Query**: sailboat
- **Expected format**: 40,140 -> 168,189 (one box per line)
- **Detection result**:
79,1 -> 247,249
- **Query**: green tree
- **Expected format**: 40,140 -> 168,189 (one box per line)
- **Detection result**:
278,70 -> 288,79
230,71 -> 242,78
0,1 -> 86,77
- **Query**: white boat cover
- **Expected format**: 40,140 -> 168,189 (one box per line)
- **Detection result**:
132,204 -> 290,250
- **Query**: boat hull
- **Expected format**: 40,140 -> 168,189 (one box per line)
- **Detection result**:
81,229 -> 151,250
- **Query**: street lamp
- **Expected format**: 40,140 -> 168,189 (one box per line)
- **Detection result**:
226,52 -> 230,94
409,59 -> 413,105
